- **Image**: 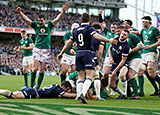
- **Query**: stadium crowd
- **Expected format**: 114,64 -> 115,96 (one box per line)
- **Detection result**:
0,4 -> 122,31
0,42 -> 61,75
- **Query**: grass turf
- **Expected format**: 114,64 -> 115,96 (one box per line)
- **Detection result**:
0,75 -> 160,110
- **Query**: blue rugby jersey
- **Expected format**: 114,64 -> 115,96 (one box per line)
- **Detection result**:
111,37 -> 129,64
71,24 -> 97,51
36,85 -> 65,98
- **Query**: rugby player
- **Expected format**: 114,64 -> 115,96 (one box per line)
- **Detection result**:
60,23 -> 79,83
14,30 -> 34,89
57,12 -> 117,104
0,81 -> 76,99
132,16 -> 160,96
16,3 -> 69,89
108,29 -> 130,99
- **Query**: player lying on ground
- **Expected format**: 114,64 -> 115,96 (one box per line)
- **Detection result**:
0,81 -> 76,99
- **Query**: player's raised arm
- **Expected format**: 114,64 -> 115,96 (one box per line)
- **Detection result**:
52,3 -> 69,25
57,39 -> 73,61
16,7 -> 32,26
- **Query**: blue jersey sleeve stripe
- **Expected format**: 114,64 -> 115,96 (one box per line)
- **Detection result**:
91,31 -> 97,36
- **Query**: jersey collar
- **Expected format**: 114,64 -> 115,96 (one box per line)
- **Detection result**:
119,38 -> 127,43
81,23 -> 89,25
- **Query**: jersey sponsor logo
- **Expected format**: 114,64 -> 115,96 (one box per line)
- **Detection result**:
25,41 -> 27,44
40,28 -> 45,33
119,46 -> 122,50
21,42 -> 23,44
45,24 -> 48,27
109,33 -> 112,35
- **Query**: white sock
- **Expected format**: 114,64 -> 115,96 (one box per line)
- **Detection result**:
81,78 -> 92,96
114,86 -> 125,96
76,80 -> 84,98
121,80 -> 127,96
94,78 -> 101,98
0,89 -> 12,97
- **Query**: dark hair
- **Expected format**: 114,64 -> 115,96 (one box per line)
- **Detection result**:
101,78 -> 108,87
61,80 -> 72,89
142,16 -> 152,24
92,22 -> 101,30
123,29 -> 130,35
38,14 -> 45,19
111,22 -> 118,26
141,16 -> 152,21
124,19 -> 133,26
117,25 -> 125,29
81,12 -> 90,23
21,30 -> 26,33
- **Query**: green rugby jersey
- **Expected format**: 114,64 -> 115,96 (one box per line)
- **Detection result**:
31,21 -> 54,49
127,33 -> 142,61
19,37 -> 33,57
63,31 -> 77,56
104,27 -> 118,57
141,26 -> 160,53
68,71 -> 78,82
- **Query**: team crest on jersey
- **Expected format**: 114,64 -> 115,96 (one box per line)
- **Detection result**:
149,31 -> 152,34
109,33 -> 111,35
41,28 -> 45,33
145,36 -> 148,39
45,24 -> 48,27
25,41 -> 27,44
21,42 -> 23,44
119,46 -> 122,50
144,31 -> 146,34
73,43 -> 77,47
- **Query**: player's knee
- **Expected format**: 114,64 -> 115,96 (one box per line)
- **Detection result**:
23,69 -> 28,73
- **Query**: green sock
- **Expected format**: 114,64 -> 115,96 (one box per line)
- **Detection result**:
24,73 -> 28,87
147,74 -> 158,92
60,74 -> 66,83
129,78 -> 138,96
30,72 -> 36,88
138,76 -> 144,94
36,73 -> 44,89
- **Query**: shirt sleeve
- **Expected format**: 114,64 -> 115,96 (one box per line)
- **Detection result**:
153,28 -> 160,39
63,32 -> 70,42
31,21 -> 36,29
19,41 -> 22,46
70,32 -> 75,41
49,21 -> 55,28
28,38 -> 33,44
122,43 -> 129,57
57,86 -> 65,96
104,27 -> 110,35
89,26 -> 97,36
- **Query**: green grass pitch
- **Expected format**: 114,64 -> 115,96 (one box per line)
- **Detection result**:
0,75 -> 160,114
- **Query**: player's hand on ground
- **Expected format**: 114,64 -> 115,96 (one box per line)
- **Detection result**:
70,49 -> 76,55
16,7 -> 21,13
109,38 -> 118,44
62,3 -> 69,12
98,10 -> 103,14
57,53 -> 63,61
